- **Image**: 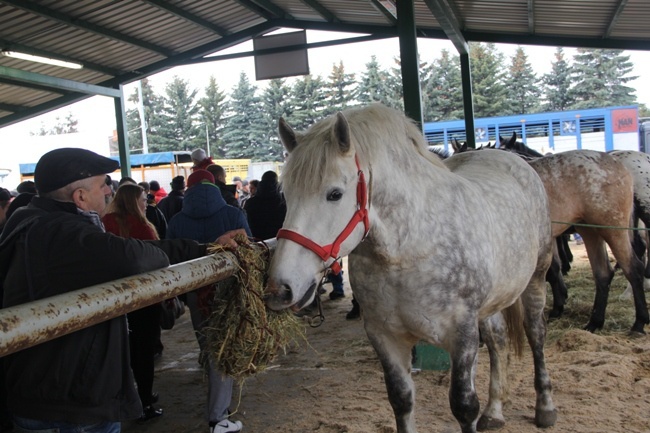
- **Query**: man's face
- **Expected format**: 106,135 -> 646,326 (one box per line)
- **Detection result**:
75,175 -> 112,214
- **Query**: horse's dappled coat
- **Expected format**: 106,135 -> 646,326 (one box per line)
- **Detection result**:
266,104 -> 557,433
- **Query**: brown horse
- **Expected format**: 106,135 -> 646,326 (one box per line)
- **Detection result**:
499,134 -> 648,333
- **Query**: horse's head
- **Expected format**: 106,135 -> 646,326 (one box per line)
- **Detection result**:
499,132 -> 544,158
265,112 -> 370,311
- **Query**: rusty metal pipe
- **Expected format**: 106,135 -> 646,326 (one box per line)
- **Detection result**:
0,240 -> 276,358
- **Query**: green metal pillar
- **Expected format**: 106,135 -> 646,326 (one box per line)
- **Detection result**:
397,0 -> 423,129
114,85 -> 131,178
460,53 -> 476,148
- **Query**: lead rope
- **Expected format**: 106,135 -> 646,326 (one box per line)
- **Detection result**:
305,274 -> 328,328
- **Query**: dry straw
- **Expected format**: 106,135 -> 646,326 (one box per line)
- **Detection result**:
203,234 -> 306,382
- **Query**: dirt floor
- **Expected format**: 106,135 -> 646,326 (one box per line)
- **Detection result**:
123,243 -> 650,433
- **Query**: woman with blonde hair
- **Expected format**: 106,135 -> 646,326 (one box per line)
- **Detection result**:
102,183 -> 164,422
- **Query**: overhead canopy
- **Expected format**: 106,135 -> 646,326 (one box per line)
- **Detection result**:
1,0 -> 648,129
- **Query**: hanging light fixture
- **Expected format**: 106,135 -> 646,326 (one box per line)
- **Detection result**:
1,50 -> 83,69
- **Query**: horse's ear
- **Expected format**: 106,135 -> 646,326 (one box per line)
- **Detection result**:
279,117 -> 298,153
333,112 -> 351,154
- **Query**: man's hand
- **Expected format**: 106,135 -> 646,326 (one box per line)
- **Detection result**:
215,229 -> 248,248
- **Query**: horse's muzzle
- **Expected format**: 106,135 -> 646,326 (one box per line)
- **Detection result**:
265,279 -> 317,312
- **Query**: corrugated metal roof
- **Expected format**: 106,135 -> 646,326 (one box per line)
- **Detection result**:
1,0 -> 648,128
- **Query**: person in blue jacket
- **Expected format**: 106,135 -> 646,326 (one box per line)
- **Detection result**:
167,169 -> 250,433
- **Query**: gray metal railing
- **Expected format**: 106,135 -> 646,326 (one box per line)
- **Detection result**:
0,239 -> 275,358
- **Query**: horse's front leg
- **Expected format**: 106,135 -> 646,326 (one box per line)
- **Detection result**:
449,323 -> 481,433
365,325 -> 417,433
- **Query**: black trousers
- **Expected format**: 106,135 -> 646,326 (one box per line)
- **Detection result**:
127,303 -> 162,407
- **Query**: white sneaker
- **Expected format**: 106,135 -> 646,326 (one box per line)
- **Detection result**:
211,419 -> 243,433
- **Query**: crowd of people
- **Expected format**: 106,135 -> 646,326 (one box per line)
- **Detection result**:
0,147 -> 355,433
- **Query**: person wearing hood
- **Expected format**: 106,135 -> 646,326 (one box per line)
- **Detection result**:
166,169 -> 249,433
243,170 -> 286,241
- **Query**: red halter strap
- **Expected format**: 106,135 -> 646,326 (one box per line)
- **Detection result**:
276,154 -> 370,275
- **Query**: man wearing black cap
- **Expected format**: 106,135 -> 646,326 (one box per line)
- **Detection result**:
0,148 -> 244,433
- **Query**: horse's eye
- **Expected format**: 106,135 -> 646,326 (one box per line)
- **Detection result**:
327,190 -> 343,201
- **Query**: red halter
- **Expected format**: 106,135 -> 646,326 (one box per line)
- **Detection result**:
276,154 -> 370,275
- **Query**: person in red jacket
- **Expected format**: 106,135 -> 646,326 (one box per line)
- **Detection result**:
102,183 -> 164,423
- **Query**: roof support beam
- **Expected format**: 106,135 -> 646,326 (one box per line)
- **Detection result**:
462,30 -> 649,50
460,53 -> 476,148
143,0 -> 229,36
397,0 -> 423,128
183,34 -> 392,65
2,0 -> 175,57
528,0 -> 535,34
368,0 -> 397,25
604,0 -> 628,38
422,0 -> 469,54
0,77 -> 66,94
299,0 -> 340,23
236,0 -> 293,19
0,66 -> 121,98
0,102 -> 28,113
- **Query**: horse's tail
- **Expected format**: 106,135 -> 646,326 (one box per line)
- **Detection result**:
503,298 -> 526,358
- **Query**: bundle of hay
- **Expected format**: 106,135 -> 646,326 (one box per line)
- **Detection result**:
204,235 -> 305,381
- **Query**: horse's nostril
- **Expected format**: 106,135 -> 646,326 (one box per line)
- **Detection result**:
279,284 -> 293,302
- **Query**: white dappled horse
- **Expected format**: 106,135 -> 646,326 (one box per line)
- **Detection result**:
265,104 -> 557,433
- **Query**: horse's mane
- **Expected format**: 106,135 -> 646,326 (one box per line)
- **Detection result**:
282,104 -> 443,194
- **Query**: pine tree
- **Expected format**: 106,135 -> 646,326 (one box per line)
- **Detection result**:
505,46 -> 541,114
421,49 -> 463,121
357,55 -> 392,106
286,74 -> 328,131
261,78 -> 292,161
571,49 -> 637,109
221,72 -> 268,160
323,61 -> 357,116
383,56 -> 404,111
155,76 -> 200,152
469,43 -> 508,117
542,48 -> 575,111
198,76 -> 227,158
30,112 -> 79,135
126,78 -> 164,153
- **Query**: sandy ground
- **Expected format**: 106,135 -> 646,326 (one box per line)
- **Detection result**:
123,244 -> 650,433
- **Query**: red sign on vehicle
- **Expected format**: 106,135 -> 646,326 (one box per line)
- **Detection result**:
612,108 -> 638,133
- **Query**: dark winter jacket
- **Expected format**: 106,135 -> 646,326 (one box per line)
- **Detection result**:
214,179 -> 240,209
0,196 -> 207,424
145,203 -> 167,239
157,190 -> 184,222
167,182 -> 250,243
243,181 -> 287,241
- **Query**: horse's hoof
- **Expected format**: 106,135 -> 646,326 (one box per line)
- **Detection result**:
535,409 -> 557,428
477,415 -> 505,431
584,320 -> 603,333
548,307 -> 563,320
629,322 -> 646,336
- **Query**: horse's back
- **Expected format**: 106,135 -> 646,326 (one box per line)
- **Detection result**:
530,150 -> 634,236
610,150 -> 650,212
436,149 -> 552,314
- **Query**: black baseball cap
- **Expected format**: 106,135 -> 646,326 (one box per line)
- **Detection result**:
34,148 -> 120,194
